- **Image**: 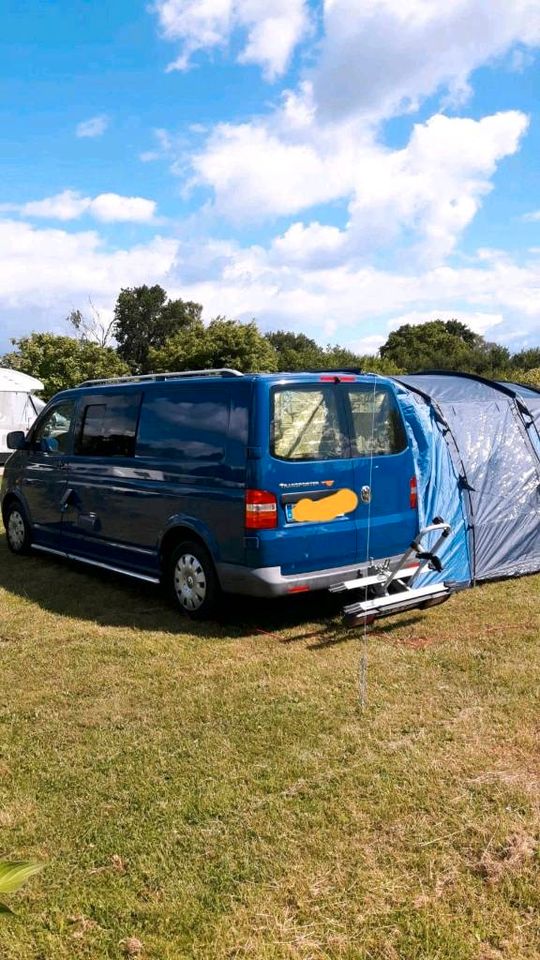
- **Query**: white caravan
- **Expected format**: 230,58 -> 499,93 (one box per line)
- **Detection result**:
0,368 -> 45,466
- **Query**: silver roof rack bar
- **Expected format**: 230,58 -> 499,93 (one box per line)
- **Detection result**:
78,368 -> 245,387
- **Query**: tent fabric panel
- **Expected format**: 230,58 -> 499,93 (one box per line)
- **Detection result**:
398,373 -> 509,402
395,386 -> 472,586
474,517 -> 540,580
437,399 -> 540,580
498,381 -> 540,398
519,397 -> 540,459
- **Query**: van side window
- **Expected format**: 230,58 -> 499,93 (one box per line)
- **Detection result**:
136,385 -> 231,462
32,400 -> 75,454
272,387 -> 346,461
76,394 -> 141,457
346,386 -> 407,456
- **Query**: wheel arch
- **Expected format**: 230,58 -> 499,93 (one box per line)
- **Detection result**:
159,521 -> 220,581
1,491 -> 27,526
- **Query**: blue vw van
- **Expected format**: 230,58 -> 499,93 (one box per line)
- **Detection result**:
1,369 -> 418,618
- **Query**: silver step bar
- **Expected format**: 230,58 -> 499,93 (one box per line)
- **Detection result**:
330,520 -> 457,626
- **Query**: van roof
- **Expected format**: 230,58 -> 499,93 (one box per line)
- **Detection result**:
76,367 -> 381,390
54,369 -> 391,399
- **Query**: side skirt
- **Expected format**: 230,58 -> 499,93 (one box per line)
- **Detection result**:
30,543 -> 161,584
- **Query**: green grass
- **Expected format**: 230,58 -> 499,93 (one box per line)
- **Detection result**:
0,530 -> 538,959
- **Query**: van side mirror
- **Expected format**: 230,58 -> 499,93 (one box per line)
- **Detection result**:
6,430 -> 26,450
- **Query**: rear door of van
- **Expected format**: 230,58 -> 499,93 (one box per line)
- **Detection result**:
250,378 -> 358,575
250,376 -> 417,576
342,380 -> 418,562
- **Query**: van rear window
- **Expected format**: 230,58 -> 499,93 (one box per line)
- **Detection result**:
272,387 -> 346,461
346,386 -> 407,456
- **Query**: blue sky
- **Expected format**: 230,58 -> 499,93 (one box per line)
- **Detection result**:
1,0 -> 540,354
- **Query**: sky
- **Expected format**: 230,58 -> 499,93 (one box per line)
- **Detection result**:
1,0 -> 540,355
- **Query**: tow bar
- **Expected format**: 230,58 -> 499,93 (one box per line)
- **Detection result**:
330,519 -> 460,627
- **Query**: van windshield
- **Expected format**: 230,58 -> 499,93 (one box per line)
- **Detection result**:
272,386 -> 346,461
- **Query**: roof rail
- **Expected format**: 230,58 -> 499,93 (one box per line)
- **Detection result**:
78,368 -> 244,387
303,367 -> 366,375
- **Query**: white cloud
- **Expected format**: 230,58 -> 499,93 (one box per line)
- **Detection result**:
350,335 -> 387,355
160,0 -> 537,277
0,219 -> 178,347
346,111 -> 528,261
88,194 -> 157,223
0,219 -> 539,353
76,115 -> 110,138
3,0 -> 538,361
0,221 -> 177,304
160,240 -> 540,350
191,109 -> 528,262
313,0 -> 540,121
152,0 -> 540,113
139,128 -> 174,163
271,221 -> 346,267
19,191 -> 89,221
236,1 -> 310,78
191,119 -> 359,219
153,0 -> 310,79
5,190 -> 157,224
508,45 -> 537,72
522,209 -> 540,222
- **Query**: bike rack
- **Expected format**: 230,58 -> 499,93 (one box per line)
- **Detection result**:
330,519 -> 460,627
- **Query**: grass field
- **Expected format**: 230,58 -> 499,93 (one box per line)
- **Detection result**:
0,531 -> 538,959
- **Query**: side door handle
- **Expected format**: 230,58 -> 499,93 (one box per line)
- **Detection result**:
60,487 -> 78,512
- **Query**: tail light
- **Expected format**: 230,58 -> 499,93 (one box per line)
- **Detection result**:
245,489 -> 278,529
409,476 -> 418,510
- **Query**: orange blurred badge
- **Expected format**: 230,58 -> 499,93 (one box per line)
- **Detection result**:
291,488 -> 359,523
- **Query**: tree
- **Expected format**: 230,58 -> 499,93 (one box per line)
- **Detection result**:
508,367 -> 540,388
380,320 -> 511,376
113,285 -> 204,373
321,345 -> 401,374
443,319 -> 478,346
150,317 -> 278,373
265,331 -> 403,374
2,333 -> 130,399
265,331 -> 326,370
381,320 -> 473,371
67,299 -> 115,347
471,339 -> 512,377
511,348 -> 540,371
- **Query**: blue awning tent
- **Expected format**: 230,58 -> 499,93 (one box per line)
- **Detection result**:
390,372 -> 540,587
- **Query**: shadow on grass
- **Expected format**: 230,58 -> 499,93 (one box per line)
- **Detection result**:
0,535 -> 374,641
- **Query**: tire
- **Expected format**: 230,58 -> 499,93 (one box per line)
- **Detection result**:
167,540 -> 220,620
4,501 -> 32,555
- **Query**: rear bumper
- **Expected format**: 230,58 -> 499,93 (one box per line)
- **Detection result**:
216,556 -> 402,598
